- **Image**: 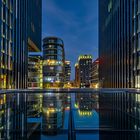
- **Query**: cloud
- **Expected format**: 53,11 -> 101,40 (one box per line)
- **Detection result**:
42,0 -> 98,79
43,0 -> 80,28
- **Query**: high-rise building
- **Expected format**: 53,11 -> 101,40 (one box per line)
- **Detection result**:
64,61 -> 71,83
14,0 -> 42,89
0,1 -> 42,139
75,63 -> 80,87
99,1 -> 140,139
90,58 -> 99,88
28,53 -> 43,89
43,37 -> 65,88
0,0 -> 14,89
99,0 -> 140,88
133,0 -> 140,88
78,55 -> 92,88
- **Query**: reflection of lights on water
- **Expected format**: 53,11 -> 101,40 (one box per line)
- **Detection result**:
135,84 -> 140,88
65,106 -> 70,110
43,108 -> 62,116
45,93 -> 52,96
74,103 -> 79,108
78,110 -> 93,116
67,96 -> 70,99
95,83 -> 99,89
39,95 -> 43,98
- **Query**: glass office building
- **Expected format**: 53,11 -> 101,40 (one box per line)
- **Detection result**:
90,58 -> 99,88
43,37 -> 65,88
14,0 -> 42,89
75,63 -> 80,87
28,53 -> 43,89
133,0 -> 140,88
99,0 -> 140,88
64,61 -> 71,83
0,0 -> 14,89
78,55 -> 92,88
99,1 -> 140,139
14,0 -> 28,89
27,0 -> 42,52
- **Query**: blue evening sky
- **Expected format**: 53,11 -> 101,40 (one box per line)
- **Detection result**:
42,0 -> 98,80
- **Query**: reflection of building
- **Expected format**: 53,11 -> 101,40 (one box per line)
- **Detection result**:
99,92 -> 140,140
75,93 -> 94,116
42,93 -> 64,134
76,93 -> 93,111
64,61 -> 71,83
78,55 -> 92,88
0,0 -> 14,89
28,53 -> 43,89
0,95 -> 6,139
43,37 -> 65,88
90,58 -> 99,88
75,63 -> 80,87
27,94 -> 42,118
99,0 -> 140,88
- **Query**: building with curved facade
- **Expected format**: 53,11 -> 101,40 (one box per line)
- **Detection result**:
43,37 -> 65,88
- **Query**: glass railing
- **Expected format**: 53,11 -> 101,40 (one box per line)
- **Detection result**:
0,88 -> 140,140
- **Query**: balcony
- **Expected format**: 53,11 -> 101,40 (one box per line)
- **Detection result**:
0,88 -> 139,140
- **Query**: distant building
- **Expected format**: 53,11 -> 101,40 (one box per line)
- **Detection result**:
78,55 -> 92,88
28,53 -> 43,89
43,37 -> 65,88
75,63 -> 80,87
90,58 -> 99,88
64,61 -> 71,83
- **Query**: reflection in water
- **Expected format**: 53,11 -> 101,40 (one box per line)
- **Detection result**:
75,93 -> 98,115
42,93 -> 64,135
99,92 -> 140,140
0,95 -> 6,139
74,93 -> 99,140
0,91 -> 139,140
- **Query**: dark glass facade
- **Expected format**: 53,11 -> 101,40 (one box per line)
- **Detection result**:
0,0 -> 14,89
99,0 -> 134,88
43,37 -> 65,88
133,0 -> 140,88
14,0 -> 28,89
64,61 -> 71,83
75,63 -> 80,87
99,92 -> 140,140
14,0 -> 42,89
28,0 -> 42,52
90,58 -> 99,88
78,55 -> 92,88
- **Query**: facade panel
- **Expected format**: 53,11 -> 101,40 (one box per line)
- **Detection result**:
99,0 -> 134,88
0,0 -> 14,89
